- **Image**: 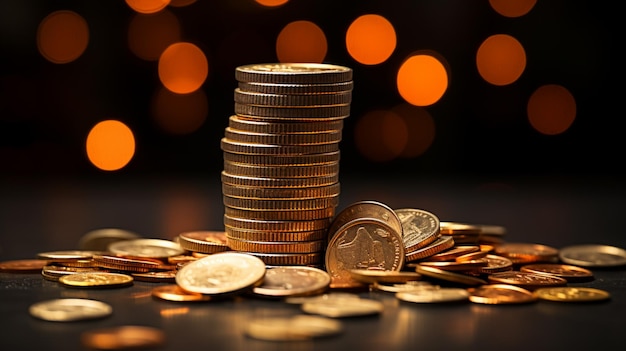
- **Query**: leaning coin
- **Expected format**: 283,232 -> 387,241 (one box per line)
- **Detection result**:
78,228 -> 141,251
81,325 -> 166,350
558,244 -> 626,267
394,208 -> 441,252
58,272 -> 134,288
396,287 -> 469,303
29,298 -> 112,322
244,315 -> 343,341
301,297 -> 384,318
175,252 -> 266,295
533,287 -> 611,303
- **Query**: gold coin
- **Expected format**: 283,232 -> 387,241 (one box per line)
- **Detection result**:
426,245 -> 480,262
222,182 -> 340,200
396,287 -> 470,303
177,231 -> 230,254
520,263 -> 594,282
468,284 -> 537,304
225,226 -> 328,242
405,236 -> 456,262
221,138 -> 339,155
251,266 -> 331,298
58,272 -> 134,288
394,208 -> 441,252
301,297 -> 384,318
327,200 -> 403,241
223,150 -> 340,166
533,287 -> 610,302
131,270 -> 177,283
228,115 -> 343,134
78,228 -> 141,251
223,160 -> 340,178
0,259 -> 49,273
224,127 -> 342,146
81,325 -> 166,350
235,103 -> 350,120
235,63 -> 353,84
175,252 -> 266,295
221,171 -> 339,188
151,284 -> 212,302
223,195 -> 339,211
241,252 -> 323,266
226,236 -> 325,254
108,238 -> 185,259
234,88 -> 352,106
224,206 -> 335,221
224,214 -> 331,232
494,242 -> 559,264
487,270 -> 567,290
349,269 -> 422,284
244,315 -> 343,341
29,298 -> 112,322
238,80 -> 353,94
415,265 -> 486,286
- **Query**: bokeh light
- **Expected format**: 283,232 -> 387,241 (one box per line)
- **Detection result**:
86,120 -> 136,171
354,110 -> 408,162
391,103 -> 436,158
276,20 -> 327,63
158,42 -> 208,94
128,9 -> 181,61
489,0 -> 537,18
476,34 -> 526,86
527,84 -> 576,135
396,53 -> 449,107
37,10 -> 89,64
125,0 -> 170,14
255,0 -> 289,7
151,87 -> 208,135
346,14 -> 396,65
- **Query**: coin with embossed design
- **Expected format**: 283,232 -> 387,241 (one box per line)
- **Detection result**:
251,266 -> 330,298
487,270 -> 567,290
58,272 -> 134,288
394,208 -> 440,252
533,287 -> 610,302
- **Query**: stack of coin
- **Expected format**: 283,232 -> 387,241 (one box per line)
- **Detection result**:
221,63 -> 353,267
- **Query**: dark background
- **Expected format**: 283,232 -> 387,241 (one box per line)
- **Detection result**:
0,0 -> 622,183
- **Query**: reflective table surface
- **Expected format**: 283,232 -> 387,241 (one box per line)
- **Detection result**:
2,173 -> 625,350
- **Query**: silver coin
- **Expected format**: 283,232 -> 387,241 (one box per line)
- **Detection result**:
559,244 -> 626,267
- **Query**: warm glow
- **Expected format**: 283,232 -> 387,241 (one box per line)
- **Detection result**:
152,86 -> 208,134
489,0 -> 537,18
346,14 -> 396,65
391,103 -> 436,158
158,42 -> 208,94
128,10 -> 181,61
276,20 -> 327,64
354,110 -> 408,162
255,0 -> 289,6
476,34 -> 526,86
37,10 -> 89,64
527,84 -> 576,135
86,120 -> 136,171
396,54 -> 448,107
169,0 -> 196,7
125,0 -> 170,14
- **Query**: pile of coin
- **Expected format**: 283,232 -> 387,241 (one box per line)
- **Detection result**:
220,63 -> 353,266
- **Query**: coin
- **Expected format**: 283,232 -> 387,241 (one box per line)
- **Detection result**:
394,208 -> 441,252
396,287 -> 469,303
244,315 -> 343,341
327,200 -> 403,241
235,63 -> 353,84
177,231 -> 230,254
494,242 -> 559,264
533,287 -> 611,302
151,284 -> 212,302
301,297 -> 384,318
468,284 -> 537,304
175,252 -> 266,295
58,272 -> 134,288
81,325 -> 166,350
251,266 -> 331,298
131,270 -> 177,283
0,259 -> 49,273
415,265 -> 487,286
78,228 -> 141,251
108,238 -> 185,259
29,298 -> 112,322
349,269 -> 422,284
558,244 -> 626,267
487,270 -> 567,290
520,263 -> 594,282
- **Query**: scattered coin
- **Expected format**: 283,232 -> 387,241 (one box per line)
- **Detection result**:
252,266 -> 331,298
394,208 -> 441,252
468,284 -> 537,304
151,284 -> 212,302
301,296 -> 384,318
558,244 -> 626,267
244,314 -> 343,341
520,263 -> 594,282
175,252 -> 266,295
108,238 -> 185,259
58,272 -> 134,288
81,325 -> 166,350
78,228 -> 141,251
0,259 -> 49,273
396,287 -> 470,303
415,265 -> 487,286
349,269 -> 422,284
29,298 -> 112,322
533,287 -> 611,303
487,270 -> 567,290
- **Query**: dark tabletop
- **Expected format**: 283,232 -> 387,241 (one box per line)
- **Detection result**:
2,173 -> 625,351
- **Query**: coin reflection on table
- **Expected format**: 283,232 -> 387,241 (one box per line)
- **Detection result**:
81,325 -> 166,350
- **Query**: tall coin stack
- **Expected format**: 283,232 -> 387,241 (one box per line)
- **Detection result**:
220,63 -> 353,267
